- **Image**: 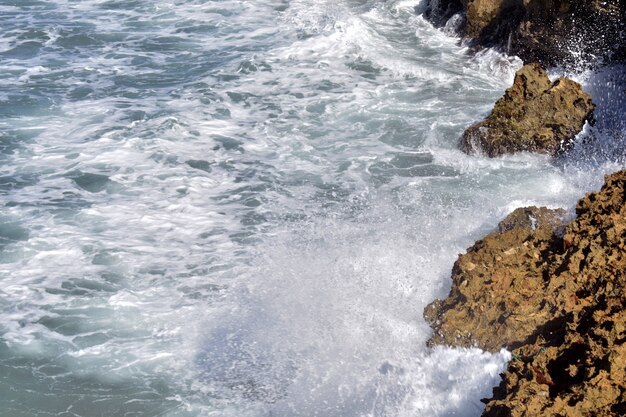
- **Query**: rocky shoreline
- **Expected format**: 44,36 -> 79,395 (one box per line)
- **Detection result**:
426,171 -> 626,416
423,0 -> 625,69
420,0 -> 626,415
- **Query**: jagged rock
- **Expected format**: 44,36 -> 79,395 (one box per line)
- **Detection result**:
423,0 -> 625,68
424,206 -> 567,351
460,64 -> 595,157
484,171 -> 626,416
424,170 -> 626,416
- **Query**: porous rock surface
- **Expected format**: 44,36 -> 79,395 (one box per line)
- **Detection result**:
424,206 -> 568,351
460,63 -> 595,157
425,170 -> 626,416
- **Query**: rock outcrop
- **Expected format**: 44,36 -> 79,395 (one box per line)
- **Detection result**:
423,0 -> 626,68
425,170 -> 626,416
424,206 -> 568,351
460,64 -> 595,157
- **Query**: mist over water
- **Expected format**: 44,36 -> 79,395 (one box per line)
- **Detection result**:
1,0 -> 624,416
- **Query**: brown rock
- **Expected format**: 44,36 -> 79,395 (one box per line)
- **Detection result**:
424,170 -> 626,416
424,206 -> 567,351
423,0 -> 625,68
460,64 -> 595,157
463,0 -> 519,40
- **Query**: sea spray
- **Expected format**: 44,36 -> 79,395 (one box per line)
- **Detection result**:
0,0 -> 624,416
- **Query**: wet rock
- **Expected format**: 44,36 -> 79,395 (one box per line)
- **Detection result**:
460,64 -> 595,157
423,0 -> 625,68
424,170 -> 626,416
462,0 -> 523,41
424,206 -> 567,351
422,0 -> 463,27
484,170 -> 626,416
506,0 -> 626,68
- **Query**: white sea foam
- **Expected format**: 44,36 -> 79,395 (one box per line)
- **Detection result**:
0,0 -> 624,416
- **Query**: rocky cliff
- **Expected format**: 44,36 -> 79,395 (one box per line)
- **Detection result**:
425,170 -> 626,416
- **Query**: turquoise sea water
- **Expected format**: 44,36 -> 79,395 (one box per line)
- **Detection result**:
0,0 -> 624,416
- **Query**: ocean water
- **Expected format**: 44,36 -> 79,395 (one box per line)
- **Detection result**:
0,0 -> 624,416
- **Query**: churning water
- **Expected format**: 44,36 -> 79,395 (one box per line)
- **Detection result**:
0,0 -> 624,416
